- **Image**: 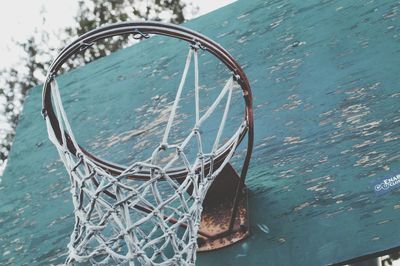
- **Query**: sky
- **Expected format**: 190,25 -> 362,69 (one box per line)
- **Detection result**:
0,0 -> 235,70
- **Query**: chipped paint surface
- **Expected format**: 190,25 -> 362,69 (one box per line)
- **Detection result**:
1,0 -> 400,265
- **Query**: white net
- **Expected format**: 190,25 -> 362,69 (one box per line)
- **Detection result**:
46,47 -> 247,265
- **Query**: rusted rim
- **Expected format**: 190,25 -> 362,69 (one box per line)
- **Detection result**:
42,21 -> 253,181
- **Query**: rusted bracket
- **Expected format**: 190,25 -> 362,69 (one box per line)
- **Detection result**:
197,163 -> 250,251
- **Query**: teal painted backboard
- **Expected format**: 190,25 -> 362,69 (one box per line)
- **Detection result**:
1,0 -> 400,265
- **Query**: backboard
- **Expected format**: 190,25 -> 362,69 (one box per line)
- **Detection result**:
1,0 -> 400,265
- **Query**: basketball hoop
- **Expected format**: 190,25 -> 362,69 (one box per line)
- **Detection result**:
42,22 -> 253,265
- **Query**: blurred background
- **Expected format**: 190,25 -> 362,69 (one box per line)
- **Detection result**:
0,0 -> 234,176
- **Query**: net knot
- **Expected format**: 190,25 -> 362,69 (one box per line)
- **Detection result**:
134,250 -> 145,257
190,40 -> 206,51
174,254 -> 182,261
132,29 -> 150,40
41,108 -> 48,120
155,249 -> 162,255
79,41 -> 93,52
233,72 -> 241,82
193,126 -> 202,134
176,146 -> 184,155
159,143 -> 168,150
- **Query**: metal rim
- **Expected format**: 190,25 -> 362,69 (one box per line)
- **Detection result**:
42,21 -> 253,180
